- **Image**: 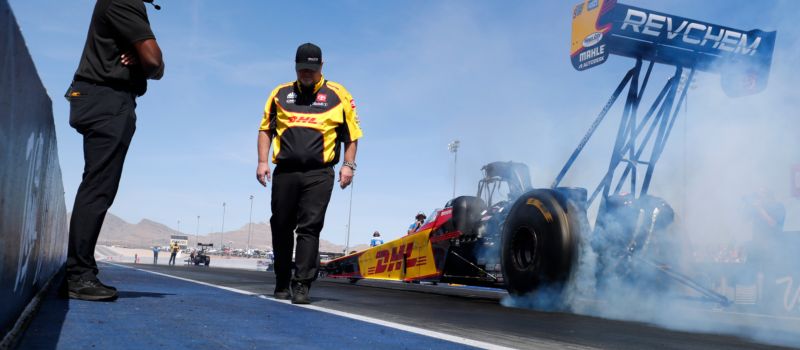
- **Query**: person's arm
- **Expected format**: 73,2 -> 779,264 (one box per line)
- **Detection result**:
257,130 -> 272,186
755,204 -> 778,228
339,140 -> 358,189
257,89 -> 279,186
336,86 -> 362,189
132,39 -> 164,79
121,39 -> 164,79
107,1 -> 163,79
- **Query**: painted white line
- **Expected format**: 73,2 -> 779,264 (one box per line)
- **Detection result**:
105,263 -> 523,350
256,295 -> 522,350
106,262 -> 261,296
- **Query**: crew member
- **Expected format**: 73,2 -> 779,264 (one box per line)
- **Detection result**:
408,212 -> 426,234
64,0 -> 164,302
370,231 -> 384,247
256,43 -> 362,304
168,242 -> 178,266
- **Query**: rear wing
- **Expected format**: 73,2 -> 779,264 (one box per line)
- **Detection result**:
570,0 -> 776,97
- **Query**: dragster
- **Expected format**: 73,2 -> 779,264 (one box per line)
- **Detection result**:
324,0 -> 776,303
324,161 -> 581,294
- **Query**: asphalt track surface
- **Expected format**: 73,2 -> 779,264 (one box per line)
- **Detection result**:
18,263 -> 477,350
57,262 -> 792,350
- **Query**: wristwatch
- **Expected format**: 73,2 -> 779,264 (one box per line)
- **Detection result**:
343,161 -> 357,171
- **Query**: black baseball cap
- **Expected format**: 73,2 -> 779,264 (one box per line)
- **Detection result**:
295,43 -> 323,71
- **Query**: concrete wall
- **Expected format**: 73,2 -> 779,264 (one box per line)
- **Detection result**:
0,0 -> 68,337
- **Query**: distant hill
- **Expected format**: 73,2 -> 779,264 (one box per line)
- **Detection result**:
78,212 -> 367,253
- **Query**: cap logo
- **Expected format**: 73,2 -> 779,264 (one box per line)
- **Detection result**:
307,57 -> 319,62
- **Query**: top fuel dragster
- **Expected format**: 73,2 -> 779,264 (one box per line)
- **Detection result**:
324,0 -> 775,303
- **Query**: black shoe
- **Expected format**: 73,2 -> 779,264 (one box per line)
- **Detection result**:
291,282 -> 311,304
67,278 -> 118,301
96,278 -> 117,291
273,288 -> 291,300
59,275 -> 108,298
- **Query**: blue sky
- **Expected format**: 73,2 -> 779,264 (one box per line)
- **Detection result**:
8,0 -> 800,246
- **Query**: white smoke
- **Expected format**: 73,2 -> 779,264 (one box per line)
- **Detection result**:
501,24 -> 800,348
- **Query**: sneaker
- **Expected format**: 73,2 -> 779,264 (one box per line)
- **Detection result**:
273,288 -> 291,300
96,278 -> 117,291
67,278 -> 118,301
291,282 -> 311,304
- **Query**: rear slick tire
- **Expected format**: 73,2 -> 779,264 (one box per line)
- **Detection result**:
501,189 -> 580,296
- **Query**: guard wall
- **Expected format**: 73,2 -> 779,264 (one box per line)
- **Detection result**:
0,0 -> 68,338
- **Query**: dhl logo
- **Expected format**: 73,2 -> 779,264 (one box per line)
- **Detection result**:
288,116 -> 318,124
366,242 -> 427,275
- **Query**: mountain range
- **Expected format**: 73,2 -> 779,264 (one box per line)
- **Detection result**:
91,212 -> 368,253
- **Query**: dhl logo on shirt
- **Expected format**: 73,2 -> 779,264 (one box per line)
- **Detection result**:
287,115 -> 318,125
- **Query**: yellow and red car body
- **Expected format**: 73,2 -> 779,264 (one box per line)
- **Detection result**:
323,161 -> 569,292
324,207 -> 475,284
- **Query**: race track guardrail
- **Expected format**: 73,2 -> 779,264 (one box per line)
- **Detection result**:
0,0 -> 68,341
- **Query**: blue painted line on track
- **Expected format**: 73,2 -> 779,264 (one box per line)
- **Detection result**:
19,263 -> 477,350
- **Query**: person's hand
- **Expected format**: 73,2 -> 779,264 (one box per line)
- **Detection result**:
257,162 -> 271,187
339,165 -> 354,189
120,51 -> 140,66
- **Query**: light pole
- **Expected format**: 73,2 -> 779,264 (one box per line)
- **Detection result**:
221,202 -> 226,254
448,140 -> 460,197
195,215 -> 200,247
248,195 -> 254,254
344,181 -> 354,255
177,219 -> 181,233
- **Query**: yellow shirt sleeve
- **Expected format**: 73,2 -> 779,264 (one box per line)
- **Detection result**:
339,86 -> 363,142
259,86 -> 282,131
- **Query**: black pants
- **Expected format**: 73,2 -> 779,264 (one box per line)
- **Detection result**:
169,253 -> 177,266
66,81 -> 137,280
270,166 -> 334,286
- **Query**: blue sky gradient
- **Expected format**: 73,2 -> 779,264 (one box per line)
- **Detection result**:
8,0 -> 800,246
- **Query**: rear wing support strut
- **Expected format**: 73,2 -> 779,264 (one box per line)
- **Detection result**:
552,58 -> 693,209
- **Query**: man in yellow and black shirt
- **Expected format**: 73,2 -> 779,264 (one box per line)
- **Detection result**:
256,43 -> 362,304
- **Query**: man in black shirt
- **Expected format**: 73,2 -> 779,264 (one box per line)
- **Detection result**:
64,0 -> 164,301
